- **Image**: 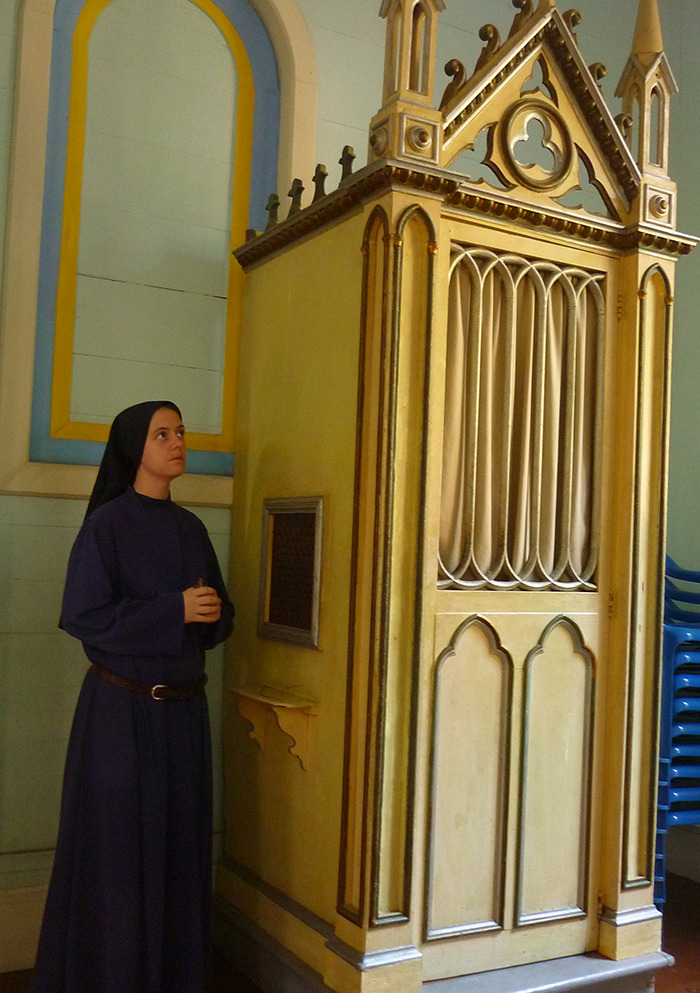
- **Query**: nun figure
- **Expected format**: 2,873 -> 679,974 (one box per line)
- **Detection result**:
31,401 -> 234,993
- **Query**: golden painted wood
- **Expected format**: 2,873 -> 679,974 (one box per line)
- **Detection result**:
516,618 -> 595,926
337,208 -> 391,925
220,1 -> 695,990
632,0 -> 663,64
426,617 -> 512,937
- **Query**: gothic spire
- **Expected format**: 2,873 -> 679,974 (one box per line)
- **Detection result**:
632,0 -> 663,67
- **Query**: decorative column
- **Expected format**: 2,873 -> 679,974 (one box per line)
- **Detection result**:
600,0 -> 680,960
615,0 -> 678,228
368,0 -> 445,166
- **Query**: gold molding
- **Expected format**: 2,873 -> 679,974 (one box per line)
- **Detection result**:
545,22 -> 639,203
621,264 -> 672,890
234,162 -> 696,274
337,206 -> 391,928
439,11 -> 640,207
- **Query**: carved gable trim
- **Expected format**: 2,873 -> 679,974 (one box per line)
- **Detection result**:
437,6 -> 640,217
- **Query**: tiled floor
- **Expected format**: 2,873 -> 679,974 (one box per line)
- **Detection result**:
2,874 -> 699,992
656,873 -> 700,993
0,949 -> 261,993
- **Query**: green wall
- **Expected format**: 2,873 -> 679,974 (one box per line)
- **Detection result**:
0,494 -> 231,892
666,1 -> 700,566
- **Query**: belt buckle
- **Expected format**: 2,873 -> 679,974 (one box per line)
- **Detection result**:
151,684 -> 169,701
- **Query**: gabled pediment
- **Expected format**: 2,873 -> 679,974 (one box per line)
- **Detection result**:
435,4 -> 641,221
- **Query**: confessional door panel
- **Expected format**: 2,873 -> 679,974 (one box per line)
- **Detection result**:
419,239 -> 625,976
421,600 -> 602,978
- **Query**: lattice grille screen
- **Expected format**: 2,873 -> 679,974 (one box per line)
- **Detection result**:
439,246 -> 605,591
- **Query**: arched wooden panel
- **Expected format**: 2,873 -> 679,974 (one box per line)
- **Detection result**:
426,616 -> 513,938
516,616 -> 595,925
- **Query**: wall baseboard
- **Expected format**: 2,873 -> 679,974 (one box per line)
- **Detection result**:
212,893 -> 332,993
0,885 -> 45,973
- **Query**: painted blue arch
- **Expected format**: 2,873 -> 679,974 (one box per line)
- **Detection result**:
30,0 -> 280,474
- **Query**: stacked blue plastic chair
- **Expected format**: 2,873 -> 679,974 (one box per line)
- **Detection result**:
656,557 -> 700,909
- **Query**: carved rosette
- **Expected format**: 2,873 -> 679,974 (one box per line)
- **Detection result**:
499,97 -> 575,193
369,111 -> 442,165
400,115 -> 440,163
369,118 -> 391,160
644,184 -> 675,227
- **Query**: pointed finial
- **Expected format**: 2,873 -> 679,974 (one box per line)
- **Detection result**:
287,179 -> 304,216
312,164 -> 328,203
632,0 -> 663,66
379,0 -> 446,17
265,194 -> 280,230
339,146 -> 356,185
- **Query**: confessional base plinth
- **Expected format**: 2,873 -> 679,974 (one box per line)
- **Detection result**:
212,895 -> 671,993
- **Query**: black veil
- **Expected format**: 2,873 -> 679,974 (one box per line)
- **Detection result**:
85,400 -> 182,520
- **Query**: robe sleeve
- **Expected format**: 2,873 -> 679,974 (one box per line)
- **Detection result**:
197,530 -> 235,651
60,518 -> 185,657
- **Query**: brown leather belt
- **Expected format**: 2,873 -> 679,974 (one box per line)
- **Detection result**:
89,663 -> 207,701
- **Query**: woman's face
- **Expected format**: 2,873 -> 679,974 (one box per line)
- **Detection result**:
138,406 -> 187,484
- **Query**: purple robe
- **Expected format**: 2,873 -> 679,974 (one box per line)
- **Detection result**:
31,487 -> 234,993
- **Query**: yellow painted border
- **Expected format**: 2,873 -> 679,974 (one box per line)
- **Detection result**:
1,0 -> 315,504
50,0 -> 254,452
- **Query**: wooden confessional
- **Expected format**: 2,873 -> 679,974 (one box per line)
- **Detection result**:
217,2 -> 696,991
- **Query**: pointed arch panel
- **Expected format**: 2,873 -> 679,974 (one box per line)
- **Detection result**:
426,616 -> 513,939
516,616 -> 596,925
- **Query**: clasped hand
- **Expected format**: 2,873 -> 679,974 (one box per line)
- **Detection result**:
183,584 -> 222,624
